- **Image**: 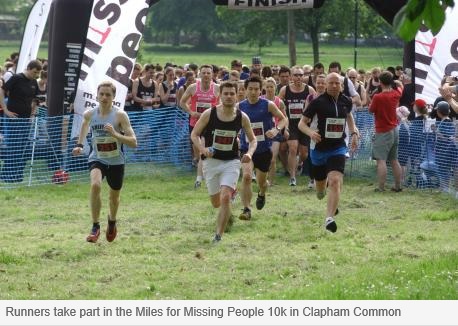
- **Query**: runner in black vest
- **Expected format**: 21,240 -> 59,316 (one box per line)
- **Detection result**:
190,81 -> 257,243
278,66 -> 316,186
299,73 -> 359,233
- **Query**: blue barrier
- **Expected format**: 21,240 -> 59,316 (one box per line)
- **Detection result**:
0,107 -> 456,198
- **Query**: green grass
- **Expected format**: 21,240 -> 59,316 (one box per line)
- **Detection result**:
0,172 -> 457,300
1,40 -> 401,70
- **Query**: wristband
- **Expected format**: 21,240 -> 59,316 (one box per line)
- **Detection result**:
275,126 -> 281,131
350,132 -> 358,137
76,143 -> 84,148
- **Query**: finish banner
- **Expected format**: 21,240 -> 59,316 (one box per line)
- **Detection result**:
212,0 -> 325,10
73,0 -> 151,115
414,6 -> 458,104
17,0 -> 53,73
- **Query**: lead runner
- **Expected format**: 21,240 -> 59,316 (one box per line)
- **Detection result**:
73,81 -> 137,243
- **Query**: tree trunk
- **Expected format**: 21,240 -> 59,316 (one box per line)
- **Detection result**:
287,10 -> 297,67
310,16 -> 320,64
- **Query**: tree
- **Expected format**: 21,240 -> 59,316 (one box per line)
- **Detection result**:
393,0 -> 455,41
146,0 -> 225,49
216,7 -> 286,54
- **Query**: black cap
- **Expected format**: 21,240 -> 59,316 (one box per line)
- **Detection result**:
436,101 -> 450,115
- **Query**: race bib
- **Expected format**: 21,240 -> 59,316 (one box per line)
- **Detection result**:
288,102 -> 303,119
213,129 -> 236,151
249,121 -> 265,142
95,136 -> 120,158
196,102 -> 211,113
143,95 -> 152,110
325,118 -> 345,138
167,93 -> 177,106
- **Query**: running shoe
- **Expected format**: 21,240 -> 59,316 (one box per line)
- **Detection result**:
86,225 -> 100,243
256,193 -> 266,210
239,207 -> 251,220
212,233 -> 222,243
194,180 -> 201,189
325,217 -> 337,233
289,177 -> 297,186
106,219 -> 117,242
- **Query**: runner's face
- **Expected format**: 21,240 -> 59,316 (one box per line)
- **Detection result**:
145,68 -> 154,79
279,73 -> 290,85
291,69 -> 303,85
97,86 -> 114,105
246,82 -> 261,103
265,82 -> 275,96
221,86 -> 237,106
200,68 -> 213,82
316,77 -> 326,94
326,74 -> 341,98
237,84 -> 246,101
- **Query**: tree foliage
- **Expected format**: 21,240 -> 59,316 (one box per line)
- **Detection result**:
394,0 -> 455,41
146,0 -> 225,48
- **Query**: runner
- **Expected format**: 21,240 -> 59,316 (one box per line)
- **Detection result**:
238,76 -> 287,220
278,66 -> 316,186
190,81 -> 257,242
263,77 -> 289,186
180,65 -> 220,188
298,73 -> 359,233
72,81 -> 137,243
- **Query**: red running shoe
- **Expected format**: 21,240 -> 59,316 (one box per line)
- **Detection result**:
106,219 -> 117,242
86,225 -> 100,243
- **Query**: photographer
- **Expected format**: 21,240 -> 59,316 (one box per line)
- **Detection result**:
438,75 -> 458,117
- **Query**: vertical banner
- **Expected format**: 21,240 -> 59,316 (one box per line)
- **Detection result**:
73,0 -> 151,116
415,6 -> 458,104
17,0 -> 54,73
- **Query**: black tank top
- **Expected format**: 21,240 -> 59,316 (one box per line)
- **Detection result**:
133,78 -> 156,107
284,85 -> 309,122
203,107 -> 242,160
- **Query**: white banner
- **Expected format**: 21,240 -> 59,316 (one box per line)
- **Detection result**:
17,0 -> 53,73
1,300 -> 458,325
415,6 -> 458,104
73,0 -> 150,116
227,0 -> 318,11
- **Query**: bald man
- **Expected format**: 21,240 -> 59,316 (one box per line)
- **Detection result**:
298,73 -> 359,233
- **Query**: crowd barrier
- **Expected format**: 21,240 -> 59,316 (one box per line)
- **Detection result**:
0,107 -> 192,187
0,107 -> 457,198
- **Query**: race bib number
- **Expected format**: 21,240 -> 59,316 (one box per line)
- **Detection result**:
325,118 -> 345,138
288,102 -> 303,119
143,95 -> 152,110
213,129 -> 236,151
167,93 -> 177,106
249,121 -> 265,142
196,102 -> 211,113
95,136 -> 120,158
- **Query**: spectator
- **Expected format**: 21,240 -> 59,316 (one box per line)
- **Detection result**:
369,71 -> 403,192
433,101 -> 455,191
396,106 -> 411,186
0,60 -> 42,183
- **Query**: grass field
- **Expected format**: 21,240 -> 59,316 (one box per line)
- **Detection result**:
0,170 -> 457,300
1,40 -> 402,71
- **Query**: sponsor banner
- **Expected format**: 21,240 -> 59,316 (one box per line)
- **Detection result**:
414,6 -> 458,104
17,0 -> 53,73
73,0 -> 151,116
0,300 -> 457,325
214,0 -> 322,10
